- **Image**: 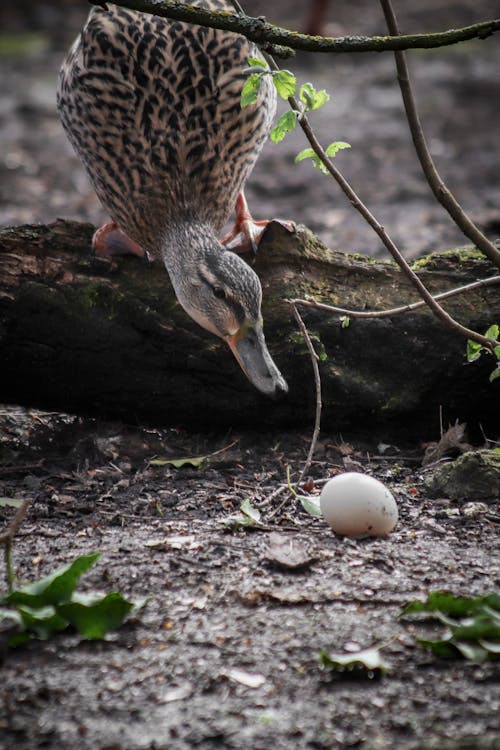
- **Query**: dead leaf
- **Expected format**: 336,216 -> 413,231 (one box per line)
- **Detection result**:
264,533 -> 317,572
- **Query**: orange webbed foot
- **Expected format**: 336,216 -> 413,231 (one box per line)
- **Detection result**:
92,221 -> 147,259
221,193 -> 295,254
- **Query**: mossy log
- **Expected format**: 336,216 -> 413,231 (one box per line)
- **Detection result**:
0,219 -> 498,437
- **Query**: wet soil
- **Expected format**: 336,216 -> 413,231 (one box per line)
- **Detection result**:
0,2 -> 499,749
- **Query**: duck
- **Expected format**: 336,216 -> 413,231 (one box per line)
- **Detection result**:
57,1 -> 288,396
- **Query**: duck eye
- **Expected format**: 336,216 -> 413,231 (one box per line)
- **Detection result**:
213,287 -> 226,300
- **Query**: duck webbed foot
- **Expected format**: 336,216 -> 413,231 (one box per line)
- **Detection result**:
221,192 -> 295,255
92,221 -> 147,259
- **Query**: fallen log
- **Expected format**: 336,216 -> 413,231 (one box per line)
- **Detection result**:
0,219 -> 498,438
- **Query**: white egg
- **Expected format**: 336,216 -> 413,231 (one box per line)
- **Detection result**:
320,472 -> 398,537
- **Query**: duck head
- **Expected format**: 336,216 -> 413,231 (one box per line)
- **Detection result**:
162,231 -> 288,396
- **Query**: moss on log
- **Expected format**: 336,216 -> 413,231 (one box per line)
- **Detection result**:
0,219 -> 498,436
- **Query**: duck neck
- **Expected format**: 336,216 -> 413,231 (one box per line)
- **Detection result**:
159,219 -> 221,291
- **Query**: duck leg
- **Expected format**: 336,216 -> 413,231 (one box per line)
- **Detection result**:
92,221 -> 147,259
220,193 -> 269,254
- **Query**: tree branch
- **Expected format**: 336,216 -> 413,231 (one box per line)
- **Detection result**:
379,0 -> 500,270
290,275 -> 500,320
292,305 -> 322,485
103,0 -> 500,54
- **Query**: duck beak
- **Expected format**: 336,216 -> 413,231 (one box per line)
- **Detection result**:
227,321 -> 288,396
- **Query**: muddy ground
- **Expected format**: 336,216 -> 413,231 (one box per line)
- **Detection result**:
1,1 -> 500,749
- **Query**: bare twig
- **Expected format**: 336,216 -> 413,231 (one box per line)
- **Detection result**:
105,0 -> 500,55
0,500 -> 31,592
289,275 -> 500,320
292,305 -> 322,485
380,0 -> 500,270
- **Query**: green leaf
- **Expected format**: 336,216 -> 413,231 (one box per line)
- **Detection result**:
0,497 -> 25,508
403,591 -> 500,617
240,74 -> 261,108
17,604 -> 68,638
490,366 -> 500,383
295,147 -> 316,164
270,110 -> 298,143
58,592 -> 137,640
0,607 -> 24,628
3,552 -> 100,608
341,316 -> 350,329
240,498 -> 261,523
299,82 -> 330,111
325,141 -> 351,157
247,57 -> 267,68
485,324 -> 499,341
404,591 -> 500,663
320,647 -> 390,675
494,345 -> 500,360
222,499 -> 262,530
272,69 -> 296,99
466,339 -> 483,362
299,495 -> 322,517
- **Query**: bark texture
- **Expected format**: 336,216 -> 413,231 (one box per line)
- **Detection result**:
0,219 -> 498,436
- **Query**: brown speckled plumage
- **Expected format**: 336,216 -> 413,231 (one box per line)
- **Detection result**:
57,1 -> 275,251
57,1 -> 287,395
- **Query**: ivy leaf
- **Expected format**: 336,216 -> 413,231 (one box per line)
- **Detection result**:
58,592 -> 140,640
299,495 -> 322,517
402,591 -> 500,617
17,604 -> 68,638
320,647 -> 390,676
3,552 -> 100,608
241,74 -> 261,108
270,110 -> 298,143
403,591 -> 500,663
272,69 -> 296,99
299,82 -> 330,111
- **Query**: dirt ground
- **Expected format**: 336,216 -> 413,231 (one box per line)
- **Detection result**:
0,1 -> 499,749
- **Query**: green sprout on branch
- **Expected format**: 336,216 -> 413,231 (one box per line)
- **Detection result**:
241,59 -> 350,159
466,324 -> 500,382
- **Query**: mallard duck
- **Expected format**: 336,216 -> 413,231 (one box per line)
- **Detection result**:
57,1 -> 287,395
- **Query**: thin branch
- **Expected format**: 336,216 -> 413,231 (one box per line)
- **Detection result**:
0,500 -> 31,592
289,275 -> 500,320
292,305 -> 322,485
379,0 -> 500,270
103,0 -> 500,54
280,89 -> 497,352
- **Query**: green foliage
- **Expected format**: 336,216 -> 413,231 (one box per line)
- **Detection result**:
270,110 -> 299,143
299,82 -> 329,110
0,553 -> 142,647
240,74 -> 262,107
466,324 -> 500,382
402,591 -> 500,662
272,69 -> 297,100
320,647 -> 390,676
340,316 -> 351,329
222,498 -> 262,530
299,494 -> 322,517
295,141 -> 351,174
